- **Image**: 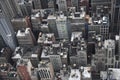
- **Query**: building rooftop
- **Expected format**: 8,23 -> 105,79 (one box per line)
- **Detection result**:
17,28 -> 30,37
38,60 -> 50,68
56,14 -> 67,21
68,7 -> 86,19
69,69 -> 81,80
104,39 -> 115,49
90,14 -> 109,25
37,33 -> 55,44
47,15 -> 56,19
71,32 -> 82,42
100,68 -> 120,80
82,67 -> 91,79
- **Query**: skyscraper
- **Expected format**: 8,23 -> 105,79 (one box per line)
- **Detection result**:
111,0 -> 120,34
91,0 -> 111,14
32,0 -> 42,9
0,8 -> 17,51
18,0 -> 32,17
47,15 -> 58,38
0,35 -> 6,50
0,0 -> 20,19
17,28 -> 36,46
56,14 -> 68,39
57,0 -> 67,12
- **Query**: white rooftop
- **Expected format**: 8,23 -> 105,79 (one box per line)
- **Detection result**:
17,28 -> 30,37
41,49 -> 50,58
56,15 -> 67,21
47,15 -> 56,19
71,32 -> 82,42
82,67 -> 91,79
69,69 -> 81,80
12,54 -> 21,59
31,54 -> 38,58
104,39 -> 115,49
108,68 -> 120,80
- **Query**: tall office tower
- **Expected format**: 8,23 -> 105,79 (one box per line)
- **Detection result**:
31,12 -> 42,30
87,42 -> 95,64
50,54 -> 62,72
119,32 -> 120,58
48,0 -> 55,9
30,46 -> 41,68
11,17 -> 31,32
100,20 -> 109,40
77,50 -> 87,66
57,0 -> 67,12
71,0 -> 80,11
56,14 -> 68,39
49,43 -> 63,72
0,35 -> 6,50
89,15 -> 109,40
80,0 -> 89,14
47,15 -> 58,38
31,0 -> 42,9
30,54 -> 39,68
92,48 -> 106,72
91,0 -> 111,15
0,9 -> 17,51
40,0 -> 48,9
18,0 -> 32,16
111,0 -> 120,34
104,40 -> 116,68
38,60 -> 54,80
68,7 -> 86,32
17,28 -> 36,46
66,0 -> 72,7
0,0 -> 21,19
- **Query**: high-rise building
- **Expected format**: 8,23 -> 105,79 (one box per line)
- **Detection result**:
111,0 -> 120,34
0,9 -> 17,51
0,35 -> 6,50
68,7 -> 86,33
57,0 -> 67,12
48,0 -> 55,9
17,28 -> 36,46
104,39 -> 116,68
31,0 -> 42,9
40,0 -> 48,9
89,15 -> 109,40
49,55 -> 62,71
56,14 -> 68,39
71,0 -> 80,11
0,0 -> 21,19
92,48 -> 106,72
91,0 -> 111,14
18,0 -> 32,16
77,50 -> 87,66
47,15 -> 58,38
38,60 -> 54,80
11,18 -> 28,32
